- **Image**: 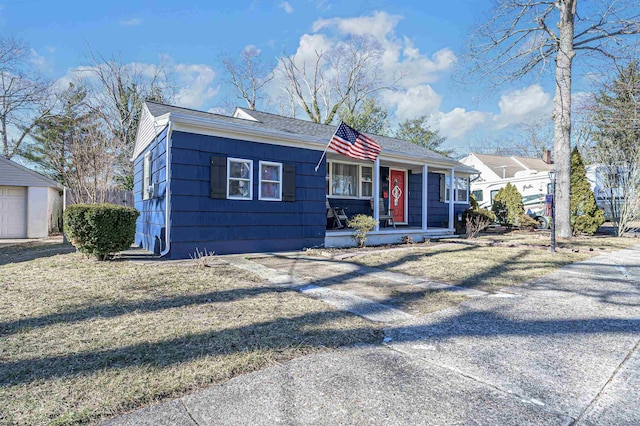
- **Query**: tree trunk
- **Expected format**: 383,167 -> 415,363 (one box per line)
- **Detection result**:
552,0 -> 576,238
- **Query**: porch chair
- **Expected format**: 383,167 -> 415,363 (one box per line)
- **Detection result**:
326,199 -> 349,229
370,198 -> 396,228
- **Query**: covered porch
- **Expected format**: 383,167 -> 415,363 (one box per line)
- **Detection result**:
324,153 -> 471,248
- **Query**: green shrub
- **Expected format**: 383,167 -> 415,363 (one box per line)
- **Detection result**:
517,213 -> 540,230
570,147 -> 605,235
348,214 -> 378,248
64,204 -> 140,260
492,183 -> 524,226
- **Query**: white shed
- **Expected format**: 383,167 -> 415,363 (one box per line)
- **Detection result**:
0,156 -> 64,238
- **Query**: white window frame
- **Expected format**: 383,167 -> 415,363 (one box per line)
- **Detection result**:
258,161 -> 282,201
444,175 -> 469,203
143,152 -> 151,200
360,165 -> 373,198
227,157 -> 253,200
327,160 -> 374,199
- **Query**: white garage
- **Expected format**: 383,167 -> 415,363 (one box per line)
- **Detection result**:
0,156 -> 63,239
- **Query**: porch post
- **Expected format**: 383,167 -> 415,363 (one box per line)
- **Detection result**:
373,158 -> 380,231
422,165 -> 428,231
449,168 -> 455,230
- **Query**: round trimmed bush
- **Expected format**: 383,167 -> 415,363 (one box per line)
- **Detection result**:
64,204 -> 140,260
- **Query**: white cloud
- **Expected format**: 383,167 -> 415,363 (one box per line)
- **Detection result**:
28,48 -> 47,69
119,18 -> 142,26
280,11 -> 456,120
55,56 -> 219,109
494,84 -> 552,128
279,1 -> 293,13
173,63 -> 219,108
431,108 -> 487,140
383,85 -> 442,122
313,11 -> 401,40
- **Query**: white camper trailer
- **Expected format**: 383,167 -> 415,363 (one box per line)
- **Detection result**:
469,171 -> 551,228
460,153 -> 555,228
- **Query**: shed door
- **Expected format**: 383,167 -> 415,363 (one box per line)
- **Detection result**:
0,186 -> 27,238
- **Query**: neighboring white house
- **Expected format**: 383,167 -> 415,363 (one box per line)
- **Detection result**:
0,156 -> 64,238
459,152 -> 555,228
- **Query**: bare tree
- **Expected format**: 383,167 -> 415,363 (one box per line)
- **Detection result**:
589,61 -> 640,236
277,36 -> 393,124
466,0 -> 640,238
82,51 -> 173,188
221,46 -> 275,110
0,37 -> 52,159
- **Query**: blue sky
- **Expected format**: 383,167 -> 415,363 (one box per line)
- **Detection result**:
2,0 -> 573,153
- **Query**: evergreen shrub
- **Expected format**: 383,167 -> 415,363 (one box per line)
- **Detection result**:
570,147 -> 605,235
64,204 -> 139,260
491,183 -> 524,226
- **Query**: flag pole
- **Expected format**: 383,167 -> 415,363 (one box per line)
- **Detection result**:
314,122 -> 341,172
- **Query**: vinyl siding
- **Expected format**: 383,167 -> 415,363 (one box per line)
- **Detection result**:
167,131 -> 326,258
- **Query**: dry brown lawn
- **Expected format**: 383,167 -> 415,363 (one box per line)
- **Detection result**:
0,243 -> 381,425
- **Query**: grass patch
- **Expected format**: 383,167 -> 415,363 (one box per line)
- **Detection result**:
351,244 -> 590,291
0,244 -> 381,425
469,230 -> 638,252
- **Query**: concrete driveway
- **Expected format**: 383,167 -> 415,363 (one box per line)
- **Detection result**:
104,245 -> 640,425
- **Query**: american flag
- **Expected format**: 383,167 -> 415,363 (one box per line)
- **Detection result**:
328,121 -> 382,161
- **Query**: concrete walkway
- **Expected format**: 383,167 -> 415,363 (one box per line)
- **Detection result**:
104,246 -> 640,425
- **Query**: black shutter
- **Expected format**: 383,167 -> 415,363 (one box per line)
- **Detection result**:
210,156 -> 227,199
282,164 -> 296,202
439,173 -> 445,203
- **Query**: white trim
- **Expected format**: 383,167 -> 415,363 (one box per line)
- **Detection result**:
227,158 -> 253,200
373,158 -> 380,232
449,168 -> 455,231
388,168 -> 409,225
160,121 -> 173,257
258,161 -> 282,201
422,165 -> 428,231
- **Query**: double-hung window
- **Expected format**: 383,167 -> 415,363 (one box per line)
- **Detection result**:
443,175 -> 469,203
227,158 -> 252,200
259,161 -> 282,201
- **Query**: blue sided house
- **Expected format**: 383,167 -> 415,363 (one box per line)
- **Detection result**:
132,101 -> 477,258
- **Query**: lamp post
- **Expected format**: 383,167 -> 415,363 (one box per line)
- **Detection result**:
548,169 -> 557,253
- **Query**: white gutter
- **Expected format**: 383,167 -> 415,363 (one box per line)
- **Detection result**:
160,121 -> 173,257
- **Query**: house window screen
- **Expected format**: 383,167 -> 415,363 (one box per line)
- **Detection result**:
455,177 -> 469,202
331,163 -> 358,197
361,166 -> 373,197
228,158 -> 253,200
259,161 -> 282,201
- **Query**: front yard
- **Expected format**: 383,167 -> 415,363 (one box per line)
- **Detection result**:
0,232 -> 637,425
0,243 -> 380,425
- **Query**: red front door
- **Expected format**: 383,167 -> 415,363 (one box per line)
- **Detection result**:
389,169 -> 406,223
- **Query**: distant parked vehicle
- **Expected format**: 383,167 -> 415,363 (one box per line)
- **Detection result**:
470,170 -> 551,229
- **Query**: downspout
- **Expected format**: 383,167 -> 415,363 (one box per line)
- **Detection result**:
160,121 -> 173,257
